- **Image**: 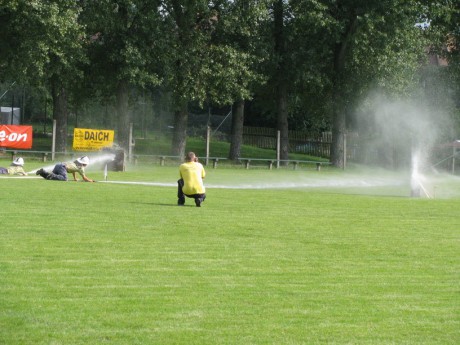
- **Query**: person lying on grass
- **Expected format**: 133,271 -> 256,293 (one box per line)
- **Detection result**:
36,156 -> 95,182
0,157 -> 28,176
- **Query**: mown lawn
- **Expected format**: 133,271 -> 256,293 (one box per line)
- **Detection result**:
0,164 -> 459,344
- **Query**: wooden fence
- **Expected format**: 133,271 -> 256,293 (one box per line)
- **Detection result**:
243,127 -> 332,158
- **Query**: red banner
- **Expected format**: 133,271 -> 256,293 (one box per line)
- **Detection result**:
0,125 -> 33,149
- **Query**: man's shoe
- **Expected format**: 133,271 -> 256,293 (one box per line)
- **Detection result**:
195,198 -> 202,207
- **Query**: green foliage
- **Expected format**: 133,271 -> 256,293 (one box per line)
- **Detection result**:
201,45 -> 264,106
158,0 -> 269,109
81,0 -> 164,90
0,0 -> 86,85
1,0 -> 458,157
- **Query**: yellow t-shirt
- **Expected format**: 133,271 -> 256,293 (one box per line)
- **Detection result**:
65,162 -> 86,178
7,165 -> 27,176
179,161 -> 206,195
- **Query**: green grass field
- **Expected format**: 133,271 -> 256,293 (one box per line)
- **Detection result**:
1,161 -> 459,344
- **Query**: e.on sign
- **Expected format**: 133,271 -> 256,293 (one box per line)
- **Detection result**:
73,128 -> 114,151
0,125 -> 33,149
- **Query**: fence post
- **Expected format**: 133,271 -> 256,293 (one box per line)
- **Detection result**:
245,160 -> 251,169
51,119 -> 56,161
453,146 -> 456,175
206,125 -> 210,166
276,130 -> 280,169
128,122 -> 133,163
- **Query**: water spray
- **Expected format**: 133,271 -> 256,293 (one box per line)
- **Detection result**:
410,149 -> 432,198
410,172 -> 432,198
104,162 -> 109,181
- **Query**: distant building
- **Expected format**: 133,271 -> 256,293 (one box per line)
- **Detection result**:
0,107 -> 21,125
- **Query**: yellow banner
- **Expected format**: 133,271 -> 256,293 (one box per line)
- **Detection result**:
73,128 -> 114,151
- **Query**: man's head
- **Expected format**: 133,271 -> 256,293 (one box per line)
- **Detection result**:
12,157 -> 24,166
76,156 -> 90,166
185,152 -> 197,162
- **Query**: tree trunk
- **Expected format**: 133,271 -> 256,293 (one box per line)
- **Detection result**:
169,0 -> 190,159
330,14 -> 358,168
116,80 -> 130,152
330,42 -> 347,168
274,0 -> 289,163
277,82 -> 289,163
331,95 -> 346,168
229,99 -> 245,160
171,102 -> 188,157
51,81 -> 68,153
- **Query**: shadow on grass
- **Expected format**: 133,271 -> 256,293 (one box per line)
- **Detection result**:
129,202 -> 201,207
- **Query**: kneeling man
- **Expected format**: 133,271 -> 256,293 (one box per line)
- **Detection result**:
178,152 -> 206,207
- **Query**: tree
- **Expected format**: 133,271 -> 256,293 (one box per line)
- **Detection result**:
161,0 -> 267,158
158,1 -> 213,156
288,0 -> 430,167
207,0 -> 269,160
425,0 -> 460,134
272,0 -> 290,163
244,0 -> 294,162
80,0 -> 163,152
0,0 -> 86,152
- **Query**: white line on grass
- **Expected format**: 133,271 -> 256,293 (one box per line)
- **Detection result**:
99,179 -> 404,189
1,176 -> 404,189
0,176 -> 42,179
